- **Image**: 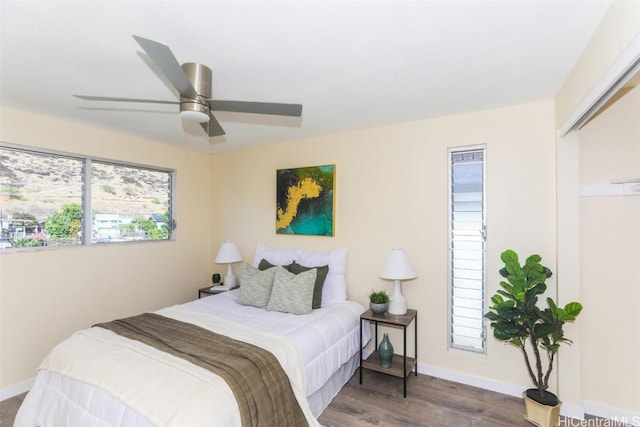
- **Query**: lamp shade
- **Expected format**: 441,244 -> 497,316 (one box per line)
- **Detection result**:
380,248 -> 417,280
215,241 -> 242,264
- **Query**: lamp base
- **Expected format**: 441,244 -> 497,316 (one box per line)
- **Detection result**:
387,280 -> 407,315
224,263 -> 236,287
388,299 -> 407,315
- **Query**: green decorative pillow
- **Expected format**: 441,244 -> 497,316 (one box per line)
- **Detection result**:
288,262 -> 328,309
267,267 -> 316,315
258,259 -> 292,271
237,263 -> 277,308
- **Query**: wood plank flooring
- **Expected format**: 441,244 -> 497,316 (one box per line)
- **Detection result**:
0,391 -> 25,427
318,370 -> 532,427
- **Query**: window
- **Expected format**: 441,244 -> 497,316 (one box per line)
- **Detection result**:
448,147 -> 486,352
90,161 -> 172,243
0,144 -> 174,250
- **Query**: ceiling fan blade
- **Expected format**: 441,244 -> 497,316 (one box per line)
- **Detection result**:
201,112 -> 226,137
209,100 -> 303,117
74,95 -> 179,104
132,35 -> 198,99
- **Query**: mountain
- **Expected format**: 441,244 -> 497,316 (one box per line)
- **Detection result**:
1,148 -> 169,223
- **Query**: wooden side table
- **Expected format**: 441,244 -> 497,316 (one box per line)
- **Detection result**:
198,286 -> 234,298
359,308 -> 418,397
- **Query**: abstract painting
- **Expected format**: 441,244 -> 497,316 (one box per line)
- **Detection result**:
276,165 -> 335,236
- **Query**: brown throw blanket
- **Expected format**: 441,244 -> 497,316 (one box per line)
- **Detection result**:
95,313 -> 308,427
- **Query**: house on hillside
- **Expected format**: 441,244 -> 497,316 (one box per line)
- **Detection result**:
93,213 -> 122,241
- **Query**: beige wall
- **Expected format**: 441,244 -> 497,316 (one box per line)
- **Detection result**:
210,100 -> 558,394
1,2 -> 637,417
555,0 -> 640,128
0,94 -> 635,421
554,0 -> 639,417
578,85 -> 640,414
0,107 -> 214,390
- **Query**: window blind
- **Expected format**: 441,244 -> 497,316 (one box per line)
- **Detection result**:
449,148 -> 486,352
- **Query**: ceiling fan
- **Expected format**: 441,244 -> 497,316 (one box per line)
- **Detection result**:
74,35 -> 303,137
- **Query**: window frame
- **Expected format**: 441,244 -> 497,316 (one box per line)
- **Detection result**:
0,142 -> 176,250
447,145 -> 487,354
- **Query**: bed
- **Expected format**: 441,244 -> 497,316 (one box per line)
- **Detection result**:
15,245 -> 372,426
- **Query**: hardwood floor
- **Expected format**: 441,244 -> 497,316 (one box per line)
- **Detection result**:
1,371 -> 625,426
0,391 -> 25,427
318,370 -> 533,427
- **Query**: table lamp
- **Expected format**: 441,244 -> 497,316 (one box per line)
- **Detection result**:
215,241 -> 243,288
380,248 -> 417,315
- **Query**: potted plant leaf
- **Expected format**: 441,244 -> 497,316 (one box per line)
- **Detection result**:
484,249 -> 583,427
369,290 -> 389,315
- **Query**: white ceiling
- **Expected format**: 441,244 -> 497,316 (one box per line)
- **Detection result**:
1,0 -> 611,153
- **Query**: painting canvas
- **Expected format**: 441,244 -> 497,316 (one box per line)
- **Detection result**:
276,165 -> 335,236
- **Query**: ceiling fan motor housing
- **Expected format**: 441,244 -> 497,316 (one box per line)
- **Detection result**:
180,62 -> 212,122
74,35 -> 302,136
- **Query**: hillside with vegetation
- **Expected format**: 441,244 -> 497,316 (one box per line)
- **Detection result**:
0,148 -> 170,247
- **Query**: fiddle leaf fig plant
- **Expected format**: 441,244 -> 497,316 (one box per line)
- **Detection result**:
484,249 -> 583,405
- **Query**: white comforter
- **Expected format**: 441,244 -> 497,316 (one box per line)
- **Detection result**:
185,290 -> 368,396
15,290 -> 369,426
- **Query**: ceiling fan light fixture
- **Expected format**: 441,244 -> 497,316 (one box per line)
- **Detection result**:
180,109 -> 210,123
180,100 -> 210,123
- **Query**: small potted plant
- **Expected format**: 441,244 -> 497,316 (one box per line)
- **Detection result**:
369,290 -> 389,315
484,249 -> 583,427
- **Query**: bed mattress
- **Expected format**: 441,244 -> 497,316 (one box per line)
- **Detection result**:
15,290 -> 371,426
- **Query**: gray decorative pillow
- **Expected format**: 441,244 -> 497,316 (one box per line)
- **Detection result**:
288,262 -> 328,309
267,267 -> 317,315
237,263 -> 277,308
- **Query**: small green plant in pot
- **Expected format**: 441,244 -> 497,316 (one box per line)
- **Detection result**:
484,250 -> 582,426
369,290 -> 389,315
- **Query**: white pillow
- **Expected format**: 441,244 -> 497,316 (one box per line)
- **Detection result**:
252,243 -> 298,268
296,247 -> 347,304
267,267 -> 316,315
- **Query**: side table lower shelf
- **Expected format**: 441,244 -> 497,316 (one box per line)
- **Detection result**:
359,308 -> 418,398
362,350 -> 417,378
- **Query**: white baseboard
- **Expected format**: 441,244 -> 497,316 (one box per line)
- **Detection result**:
0,378 -> 34,401
416,362 -> 637,424
417,361 -> 524,398
561,402 -> 585,420
582,401 -> 640,426
0,364 -> 525,403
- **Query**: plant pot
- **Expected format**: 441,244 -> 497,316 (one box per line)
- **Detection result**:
523,390 -> 562,427
369,302 -> 388,315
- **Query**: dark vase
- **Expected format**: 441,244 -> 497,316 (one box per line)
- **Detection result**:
378,333 -> 394,368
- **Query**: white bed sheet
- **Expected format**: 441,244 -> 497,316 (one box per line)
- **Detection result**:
184,289 -> 371,397
16,291 -> 371,425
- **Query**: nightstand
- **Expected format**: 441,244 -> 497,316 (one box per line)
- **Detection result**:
198,286 -> 233,299
359,309 -> 418,397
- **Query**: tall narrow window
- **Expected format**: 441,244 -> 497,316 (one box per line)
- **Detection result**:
448,147 -> 486,352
